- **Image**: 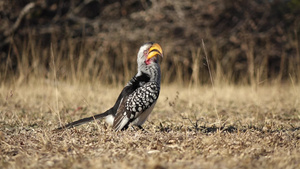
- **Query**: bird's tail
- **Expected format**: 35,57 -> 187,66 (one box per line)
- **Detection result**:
53,108 -> 112,131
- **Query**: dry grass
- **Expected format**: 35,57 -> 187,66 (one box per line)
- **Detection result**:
1,1 -> 300,168
1,81 -> 300,169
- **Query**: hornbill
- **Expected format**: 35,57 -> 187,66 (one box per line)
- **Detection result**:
55,42 -> 163,131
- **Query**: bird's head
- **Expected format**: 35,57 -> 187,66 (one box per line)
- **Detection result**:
137,42 -> 163,67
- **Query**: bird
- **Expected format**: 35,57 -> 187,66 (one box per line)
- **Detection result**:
55,42 -> 163,131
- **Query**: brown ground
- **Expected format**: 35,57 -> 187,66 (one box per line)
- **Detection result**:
1,82 -> 300,169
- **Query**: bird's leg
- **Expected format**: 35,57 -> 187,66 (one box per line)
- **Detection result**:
129,125 -> 145,132
137,125 -> 144,131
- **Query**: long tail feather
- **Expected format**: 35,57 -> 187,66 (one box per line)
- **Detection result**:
53,108 -> 112,131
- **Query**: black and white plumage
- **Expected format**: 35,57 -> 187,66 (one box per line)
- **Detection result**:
55,42 -> 163,131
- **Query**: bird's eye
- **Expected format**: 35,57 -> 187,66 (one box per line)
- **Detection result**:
143,50 -> 148,56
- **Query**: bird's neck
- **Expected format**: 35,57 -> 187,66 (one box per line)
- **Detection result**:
152,65 -> 161,84
137,64 -> 161,84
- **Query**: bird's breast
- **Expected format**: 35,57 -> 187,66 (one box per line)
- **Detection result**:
132,101 -> 157,126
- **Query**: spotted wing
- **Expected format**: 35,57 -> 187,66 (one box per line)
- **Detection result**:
112,82 -> 160,131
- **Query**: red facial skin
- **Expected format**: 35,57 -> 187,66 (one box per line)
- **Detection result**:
144,48 -> 159,65
144,50 -> 151,65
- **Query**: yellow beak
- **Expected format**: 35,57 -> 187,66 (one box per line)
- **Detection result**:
147,43 -> 163,60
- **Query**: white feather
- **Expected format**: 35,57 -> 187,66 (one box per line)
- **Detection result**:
105,114 -> 114,125
115,115 -> 130,131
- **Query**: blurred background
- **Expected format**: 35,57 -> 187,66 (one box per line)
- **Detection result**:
0,0 -> 299,86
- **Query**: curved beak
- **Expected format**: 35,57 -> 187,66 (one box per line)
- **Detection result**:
147,43 -> 163,60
